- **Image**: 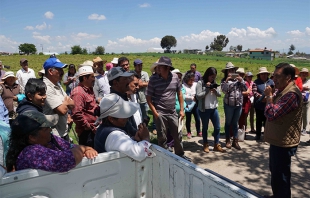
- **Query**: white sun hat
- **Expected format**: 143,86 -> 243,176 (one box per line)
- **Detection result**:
99,93 -> 139,119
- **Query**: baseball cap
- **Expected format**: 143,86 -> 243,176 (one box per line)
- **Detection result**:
43,58 -> 67,70
134,59 -> 143,65
11,110 -> 59,134
20,58 -> 28,64
107,67 -> 133,81
99,93 -> 139,119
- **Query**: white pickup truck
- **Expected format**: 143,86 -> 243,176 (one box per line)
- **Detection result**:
0,145 -> 261,198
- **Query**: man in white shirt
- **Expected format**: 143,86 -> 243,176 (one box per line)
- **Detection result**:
16,58 -> 36,92
93,57 -> 110,103
16,58 -> 36,93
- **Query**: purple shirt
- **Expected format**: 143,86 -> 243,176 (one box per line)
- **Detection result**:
185,70 -> 202,82
16,135 -> 76,172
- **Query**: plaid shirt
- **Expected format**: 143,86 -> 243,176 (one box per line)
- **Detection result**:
71,83 -> 98,135
221,80 -> 247,106
264,91 -> 299,121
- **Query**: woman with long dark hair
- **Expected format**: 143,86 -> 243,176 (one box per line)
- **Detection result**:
221,62 -> 247,150
196,67 -> 225,153
6,110 -> 97,172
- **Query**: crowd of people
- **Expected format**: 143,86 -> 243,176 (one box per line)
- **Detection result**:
0,56 -> 309,198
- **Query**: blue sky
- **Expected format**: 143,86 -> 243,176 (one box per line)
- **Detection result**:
0,0 -> 309,54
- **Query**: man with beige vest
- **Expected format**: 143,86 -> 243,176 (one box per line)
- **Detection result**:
263,63 -> 302,198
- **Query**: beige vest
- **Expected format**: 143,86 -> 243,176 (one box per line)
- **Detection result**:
264,82 -> 302,147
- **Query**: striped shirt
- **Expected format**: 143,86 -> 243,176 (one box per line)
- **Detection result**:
146,72 -> 181,114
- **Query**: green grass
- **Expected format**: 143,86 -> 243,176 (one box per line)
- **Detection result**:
2,53 -> 309,144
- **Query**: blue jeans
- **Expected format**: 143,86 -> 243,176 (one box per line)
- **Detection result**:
199,108 -> 220,144
185,103 -> 201,134
224,104 -> 242,138
269,145 -> 297,198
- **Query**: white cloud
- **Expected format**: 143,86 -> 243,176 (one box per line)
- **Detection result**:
32,32 -> 51,43
0,35 -> 19,52
139,3 -> 150,8
88,13 -> 106,20
287,30 -> 304,36
227,28 -> 247,38
24,26 -> 34,30
55,35 -> 67,41
180,30 -> 220,42
35,22 -> 47,30
118,36 -> 160,45
246,27 -> 276,38
305,27 -> 310,36
44,11 -> 54,19
71,32 -> 102,41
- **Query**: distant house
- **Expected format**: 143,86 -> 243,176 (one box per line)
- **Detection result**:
249,48 -> 274,60
183,49 -> 202,54
43,52 -> 59,56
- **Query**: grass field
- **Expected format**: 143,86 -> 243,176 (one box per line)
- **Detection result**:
1,53 -> 309,143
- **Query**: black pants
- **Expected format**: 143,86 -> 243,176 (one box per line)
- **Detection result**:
78,130 -> 95,148
255,109 -> 266,137
269,145 -> 297,198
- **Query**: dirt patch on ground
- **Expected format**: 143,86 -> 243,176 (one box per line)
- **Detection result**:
182,132 -> 310,197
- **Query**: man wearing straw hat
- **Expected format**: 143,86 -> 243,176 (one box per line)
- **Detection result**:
0,71 -> 21,120
93,57 -> 109,103
71,61 -> 98,147
264,63 -> 302,198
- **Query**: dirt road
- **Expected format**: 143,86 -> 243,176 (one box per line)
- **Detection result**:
183,132 -> 310,197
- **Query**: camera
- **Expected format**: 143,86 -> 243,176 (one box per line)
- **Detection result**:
209,83 -> 219,89
3,65 -> 10,69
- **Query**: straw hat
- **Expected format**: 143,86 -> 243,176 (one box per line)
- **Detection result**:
257,67 -> 270,75
221,62 -> 239,73
1,71 -> 17,81
245,72 -> 253,77
290,64 -> 300,76
111,57 -> 119,64
300,68 -> 309,76
150,59 -> 160,73
171,69 -> 182,76
236,68 -> 245,74
93,57 -> 107,64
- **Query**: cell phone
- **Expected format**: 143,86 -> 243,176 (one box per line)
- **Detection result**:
230,73 -> 239,79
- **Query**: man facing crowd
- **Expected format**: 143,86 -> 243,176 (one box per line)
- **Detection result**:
131,59 -> 149,119
146,56 -> 191,161
43,57 -> 74,140
16,58 -> 36,93
264,63 -> 302,198
71,61 -> 98,147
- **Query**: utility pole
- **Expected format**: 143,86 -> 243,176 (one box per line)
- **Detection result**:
40,44 -> 43,53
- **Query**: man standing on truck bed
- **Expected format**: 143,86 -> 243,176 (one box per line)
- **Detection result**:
146,56 -> 191,162
263,63 -> 302,198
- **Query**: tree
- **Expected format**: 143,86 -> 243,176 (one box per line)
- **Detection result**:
160,35 -> 177,53
18,43 -> 37,55
229,46 -> 236,52
209,35 -> 229,51
71,45 -> 83,54
237,45 -> 242,52
205,45 -> 209,51
94,46 -> 105,55
288,44 -> 295,54
82,48 -> 88,55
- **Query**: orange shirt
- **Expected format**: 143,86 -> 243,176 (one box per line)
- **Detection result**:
295,77 -> 303,91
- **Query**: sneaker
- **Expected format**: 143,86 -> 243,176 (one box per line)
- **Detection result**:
152,129 -> 157,135
187,133 -> 192,139
301,129 -> 307,136
198,132 -> 202,137
167,147 -> 173,152
179,155 -> 192,162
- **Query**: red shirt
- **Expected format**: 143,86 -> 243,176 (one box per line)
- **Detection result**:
295,77 -> 303,91
71,83 -> 98,135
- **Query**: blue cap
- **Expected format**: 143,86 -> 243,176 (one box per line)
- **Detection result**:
43,58 -> 67,70
134,59 -> 143,65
